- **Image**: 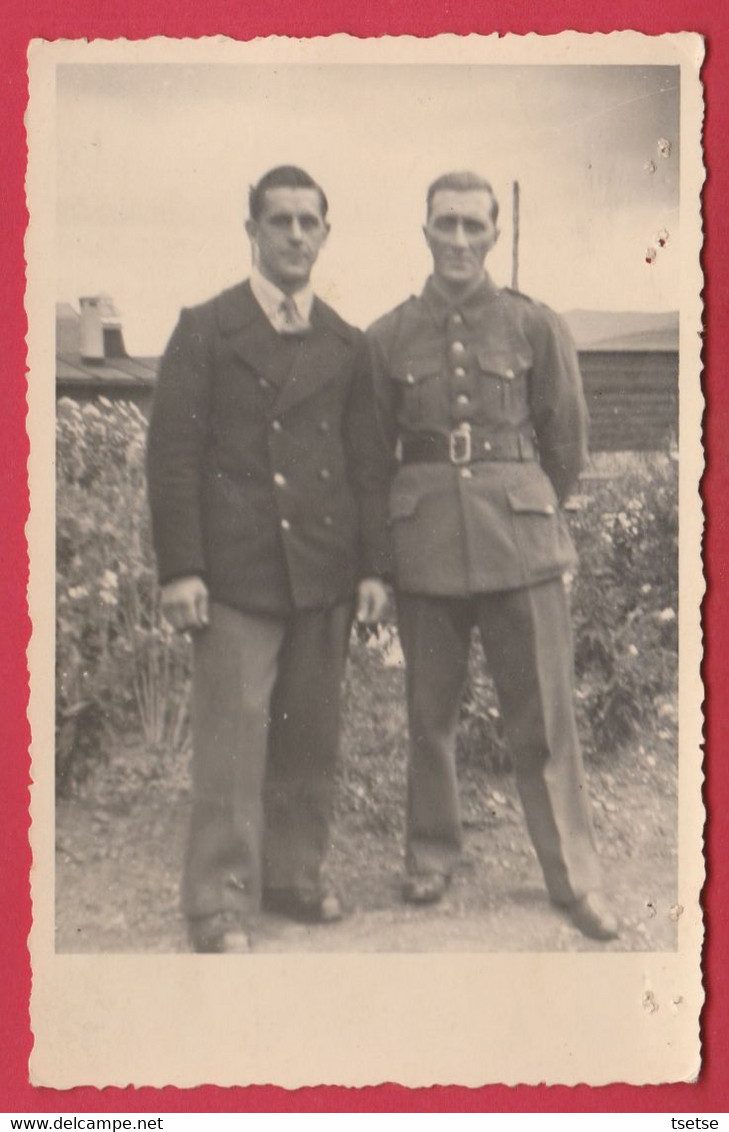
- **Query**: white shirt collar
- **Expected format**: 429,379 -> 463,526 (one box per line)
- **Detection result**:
250,268 -> 315,327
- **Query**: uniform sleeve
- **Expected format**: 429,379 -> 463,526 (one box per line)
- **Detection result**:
146,308 -> 212,584
529,307 -> 589,502
342,329 -> 396,579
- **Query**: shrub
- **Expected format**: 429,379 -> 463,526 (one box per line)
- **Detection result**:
455,452 -> 679,771
56,399 -> 677,811
56,397 -> 191,795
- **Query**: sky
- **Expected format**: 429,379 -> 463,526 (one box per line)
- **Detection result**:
56,63 -> 680,356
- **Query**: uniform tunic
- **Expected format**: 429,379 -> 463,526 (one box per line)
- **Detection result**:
368,273 -> 587,595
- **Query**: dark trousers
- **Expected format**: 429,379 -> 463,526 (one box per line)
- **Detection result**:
397,581 -> 602,906
182,601 -> 352,924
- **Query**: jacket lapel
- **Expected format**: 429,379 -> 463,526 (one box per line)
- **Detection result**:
216,280 -> 292,390
216,284 -> 354,411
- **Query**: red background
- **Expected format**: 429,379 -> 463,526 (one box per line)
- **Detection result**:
2,0 -> 726,1114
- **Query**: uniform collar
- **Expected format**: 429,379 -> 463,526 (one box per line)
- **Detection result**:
250,268 -> 315,326
421,272 -> 501,327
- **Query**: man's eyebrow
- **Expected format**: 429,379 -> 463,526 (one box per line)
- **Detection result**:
266,209 -> 322,222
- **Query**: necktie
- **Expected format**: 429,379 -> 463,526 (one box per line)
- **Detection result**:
278,295 -> 308,334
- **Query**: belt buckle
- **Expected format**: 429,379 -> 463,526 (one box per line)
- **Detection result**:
449,423 -> 472,465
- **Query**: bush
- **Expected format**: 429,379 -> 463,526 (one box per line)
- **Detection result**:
56,397 -> 191,795
56,399 -> 677,810
455,452 -> 679,771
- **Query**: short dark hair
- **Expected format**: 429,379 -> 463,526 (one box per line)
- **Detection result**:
248,165 -> 329,221
426,171 -> 499,224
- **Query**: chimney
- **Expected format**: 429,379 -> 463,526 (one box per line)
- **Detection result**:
79,294 -> 127,362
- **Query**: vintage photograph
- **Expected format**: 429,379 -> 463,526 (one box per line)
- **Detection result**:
28,33 -> 704,1087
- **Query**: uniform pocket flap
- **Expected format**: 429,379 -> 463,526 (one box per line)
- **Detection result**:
507,483 -> 558,516
477,350 -> 529,381
389,490 -> 421,520
394,356 -> 441,384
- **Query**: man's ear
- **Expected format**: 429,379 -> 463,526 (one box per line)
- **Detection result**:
245,218 -> 257,240
422,223 -> 432,249
491,225 -> 501,249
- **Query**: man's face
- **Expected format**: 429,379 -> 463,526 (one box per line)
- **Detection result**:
423,189 -> 499,290
246,187 -> 329,292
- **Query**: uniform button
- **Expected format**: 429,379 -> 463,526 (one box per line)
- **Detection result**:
456,394 -> 470,407
483,441 -> 492,452
453,367 -> 467,379
273,473 -> 286,487
319,468 -> 331,481
272,419 -> 283,432
406,373 -> 416,385
323,515 -> 334,526
259,377 -> 270,390
545,504 -> 556,515
280,519 -> 291,531
319,420 -> 330,433
460,468 -> 473,479
452,313 -> 464,325
451,341 -> 466,356
504,368 -> 515,380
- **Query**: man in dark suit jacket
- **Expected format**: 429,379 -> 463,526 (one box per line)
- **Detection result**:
147,166 -> 389,952
368,171 -> 619,941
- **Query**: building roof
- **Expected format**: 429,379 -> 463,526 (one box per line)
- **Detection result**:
56,302 -> 158,388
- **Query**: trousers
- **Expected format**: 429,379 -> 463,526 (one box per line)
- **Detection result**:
182,600 -> 352,923
396,580 -> 602,906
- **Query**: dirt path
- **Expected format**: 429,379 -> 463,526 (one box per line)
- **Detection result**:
55,735 -> 678,954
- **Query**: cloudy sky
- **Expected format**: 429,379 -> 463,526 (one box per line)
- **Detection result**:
56,63 -> 679,355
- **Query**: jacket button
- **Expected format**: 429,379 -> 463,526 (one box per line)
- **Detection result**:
272,420 -> 282,432
483,441 -> 492,452
323,515 -> 334,526
456,394 -> 470,407
451,313 -> 463,325
406,373 -> 415,385
453,367 -> 466,379
545,504 -> 556,515
259,377 -> 270,390
319,420 -> 330,433
460,468 -> 473,479
451,341 -> 466,356
281,519 -> 291,530
273,473 -> 286,487
319,468 -> 331,481
504,368 -> 515,380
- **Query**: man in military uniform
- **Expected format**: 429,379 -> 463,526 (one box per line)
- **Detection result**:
367,171 -> 618,940
147,166 -> 388,952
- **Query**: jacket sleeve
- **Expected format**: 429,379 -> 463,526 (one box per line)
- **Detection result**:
146,307 -> 212,584
529,306 -> 589,502
342,330 -> 396,579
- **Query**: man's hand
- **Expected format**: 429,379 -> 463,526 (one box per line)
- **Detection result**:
356,577 -> 390,625
160,575 -> 210,633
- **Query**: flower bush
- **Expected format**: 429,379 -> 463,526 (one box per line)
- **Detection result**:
56,399 -> 678,802
456,452 -> 679,772
56,397 -> 191,795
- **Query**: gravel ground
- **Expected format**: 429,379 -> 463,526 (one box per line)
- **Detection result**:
55,728 -> 678,955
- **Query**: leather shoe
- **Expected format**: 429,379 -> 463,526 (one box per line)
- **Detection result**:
564,892 -> 619,941
262,887 -> 345,924
402,873 -> 450,905
188,914 -> 251,954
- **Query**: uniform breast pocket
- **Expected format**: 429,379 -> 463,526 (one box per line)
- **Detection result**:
393,357 -> 441,427
476,350 -> 530,423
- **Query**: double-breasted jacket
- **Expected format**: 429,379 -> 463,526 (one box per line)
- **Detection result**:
147,280 -> 389,615
367,275 -> 589,595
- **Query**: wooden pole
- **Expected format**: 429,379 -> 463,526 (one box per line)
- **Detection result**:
512,180 -> 520,291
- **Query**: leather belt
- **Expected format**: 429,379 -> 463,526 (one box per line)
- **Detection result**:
401,425 -> 537,466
